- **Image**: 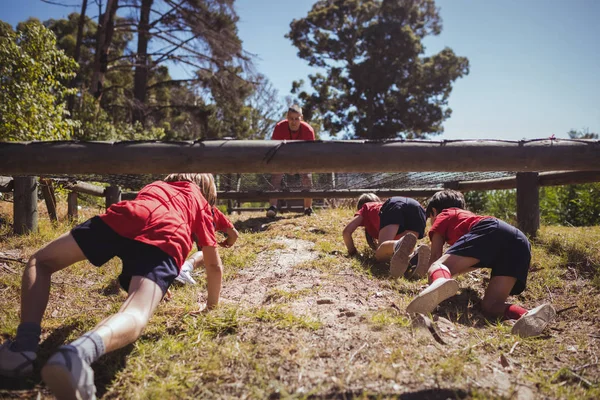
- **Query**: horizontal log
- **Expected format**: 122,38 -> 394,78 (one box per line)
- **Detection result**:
0,176 -> 13,192
59,181 -> 106,197
217,188 -> 441,201
0,139 -> 599,174
229,206 -> 327,213
453,170 -> 600,191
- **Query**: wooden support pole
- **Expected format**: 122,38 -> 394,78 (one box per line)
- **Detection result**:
1,140 -> 599,175
517,172 -> 540,237
13,176 -> 38,234
40,178 -> 58,222
61,181 -> 106,197
105,185 -> 121,209
67,191 -> 78,221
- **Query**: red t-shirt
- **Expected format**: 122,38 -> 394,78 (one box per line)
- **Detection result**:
100,181 -> 217,268
213,207 -> 234,232
355,202 -> 382,239
271,120 -> 315,141
429,208 -> 492,245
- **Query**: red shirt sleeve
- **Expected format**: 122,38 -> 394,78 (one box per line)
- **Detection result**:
271,121 -> 286,140
213,208 -> 234,232
193,208 -> 217,248
428,209 -> 453,242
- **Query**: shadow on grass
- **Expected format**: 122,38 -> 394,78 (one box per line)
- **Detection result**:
233,214 -> 305,233
277,387 -> 469,399
94,343 -> 134,398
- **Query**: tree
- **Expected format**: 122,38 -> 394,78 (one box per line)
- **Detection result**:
0,21 -> 79,141
567,128 -> 599,140
287,0 -> 469,139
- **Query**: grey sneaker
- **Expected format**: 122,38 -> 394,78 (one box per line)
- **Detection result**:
406,277 -> 459,314
175,260 -> 197,285
266,206 -> 277,218
511,304 -> 556,338
41,345 -> 97,400
0,340 -> 37,377
406,244 -> 431,279
389,233 -> 417,278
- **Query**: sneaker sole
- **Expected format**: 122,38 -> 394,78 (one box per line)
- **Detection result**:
266,211 -> 277,218
511,304 -> 557,338
406,279 -> 459,314
389,234 -> 417,278
411,246 -> 431,279
42,363 -> 85,400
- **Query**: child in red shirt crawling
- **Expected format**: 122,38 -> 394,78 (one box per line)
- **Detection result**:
176,206 -> 240,285
343,193 -> 430,279
407,189 -> 556,338
0,173 -> 222,400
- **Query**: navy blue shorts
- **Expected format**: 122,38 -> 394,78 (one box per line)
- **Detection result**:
446,218 -> 531,295
70,216 -> 179,296
379,197 -> 427,239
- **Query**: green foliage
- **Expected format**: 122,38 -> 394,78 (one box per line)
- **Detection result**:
0,20 -> 79,141
287,0 -> 469,139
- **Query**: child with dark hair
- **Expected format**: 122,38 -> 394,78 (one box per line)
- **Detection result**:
343,193 -> 430,279
0,173 -> 223,399
407,189 -> 556,338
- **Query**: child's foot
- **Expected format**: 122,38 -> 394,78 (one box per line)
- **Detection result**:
175,261 -> 197,285
41,345 -> 97,400
266,206 -> 278,218
406,278 -> 459,314
0,340 -> 37,377
405,244 -> 431,280
511,304 -> 556,338
389,233 -> 417,278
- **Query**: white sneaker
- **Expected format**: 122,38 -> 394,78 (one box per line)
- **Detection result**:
175,261 -> 197,285
406,244 -> 431,279
0,340 -> 37,377
406,278 -> 459,314
511,304 -> 557,338
389,234 -> 417,278
41,345 -> 96,400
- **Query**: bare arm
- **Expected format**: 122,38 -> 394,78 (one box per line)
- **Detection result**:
201,246 -> 222,310
429,232 -> 446,267
343,215 -> 363,256
220,227 -> 239,248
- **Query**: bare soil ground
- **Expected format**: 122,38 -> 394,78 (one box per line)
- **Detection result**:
0,204 -> 599,399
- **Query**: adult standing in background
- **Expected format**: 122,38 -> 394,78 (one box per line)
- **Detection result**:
266,104 -> 316,218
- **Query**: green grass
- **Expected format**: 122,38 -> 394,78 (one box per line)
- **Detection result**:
0,204 -> 599,399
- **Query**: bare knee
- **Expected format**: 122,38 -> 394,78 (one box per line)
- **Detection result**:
120,310 -> 149,339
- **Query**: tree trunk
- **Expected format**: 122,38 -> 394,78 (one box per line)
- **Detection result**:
68,0 -> 89,113
133,0 -> 153,124
91,0 -> 119,99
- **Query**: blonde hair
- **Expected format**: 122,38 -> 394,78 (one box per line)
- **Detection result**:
164,173 -> 217,206
357,193 -> 380,210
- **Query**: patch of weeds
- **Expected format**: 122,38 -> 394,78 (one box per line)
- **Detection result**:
183,305 -> 240,339
369,310 -> 411,331
247,305 -> 321,330
294,254 -> 343,273
264,287 -> 314,303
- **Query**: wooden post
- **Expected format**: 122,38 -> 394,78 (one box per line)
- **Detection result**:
516,172 -> 540,237
40,178 -> 58,222
67,191 -> 78,221
105,185 -> 121,209
14,176 -> 38,234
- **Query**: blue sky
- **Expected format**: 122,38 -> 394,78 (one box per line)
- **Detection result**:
3,0 -> 599,140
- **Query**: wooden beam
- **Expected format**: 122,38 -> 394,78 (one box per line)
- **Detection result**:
67,191 -> 78,221
105,185 -> 121,209
453,170 -> 600,191
517,172 -> 540,237
0,139 -> 598,174
14,177 -> 38,234
0,176 -> 13,192
60,181 -> 106,197
40,178 -> 58,222
217,188 -> 440,201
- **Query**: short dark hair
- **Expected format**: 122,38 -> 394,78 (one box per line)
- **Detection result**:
288,104 -> 303,115
425,190 -> 465,218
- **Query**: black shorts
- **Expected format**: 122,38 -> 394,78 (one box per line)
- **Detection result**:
378,197 -> 426,239
71,216 -> 178,296
446,218 -> 531,295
